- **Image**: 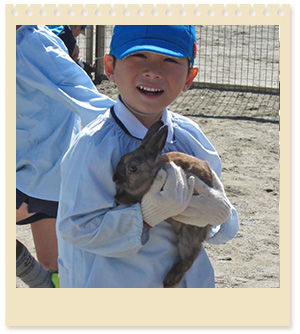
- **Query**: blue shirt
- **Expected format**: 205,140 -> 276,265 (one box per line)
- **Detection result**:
56,97 -> 239,288
16,25 -> 115,201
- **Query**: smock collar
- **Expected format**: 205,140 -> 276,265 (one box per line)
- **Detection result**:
113,95 -> 174,143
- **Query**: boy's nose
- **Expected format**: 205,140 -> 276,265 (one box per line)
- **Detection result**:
142,66 -> 163,80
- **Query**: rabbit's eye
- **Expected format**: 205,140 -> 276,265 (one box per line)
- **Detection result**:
129,165 -> 138,173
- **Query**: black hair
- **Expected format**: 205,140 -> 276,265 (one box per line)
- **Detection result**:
111,54 -> 193,73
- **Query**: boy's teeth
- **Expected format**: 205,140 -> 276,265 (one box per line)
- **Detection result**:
138,86 -> 163,92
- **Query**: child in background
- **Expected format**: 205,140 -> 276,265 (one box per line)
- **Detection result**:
56,25 -> 239,288
16,25 -> 114,287
47,25 -> 87,62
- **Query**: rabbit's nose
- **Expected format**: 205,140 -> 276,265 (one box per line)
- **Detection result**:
113,173 -> 122,184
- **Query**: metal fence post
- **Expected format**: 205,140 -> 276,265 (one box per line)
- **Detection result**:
85,25 -> 94,65
95,25 -> 105,83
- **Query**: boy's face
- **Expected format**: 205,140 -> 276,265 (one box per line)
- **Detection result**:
105,51 -> 198,126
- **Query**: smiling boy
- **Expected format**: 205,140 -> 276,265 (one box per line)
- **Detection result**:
56,25 -> 239,288
105,53 -> 197,129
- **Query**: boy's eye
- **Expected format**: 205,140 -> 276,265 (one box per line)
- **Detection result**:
131,53 -> 147,59
164,57 -> 179,64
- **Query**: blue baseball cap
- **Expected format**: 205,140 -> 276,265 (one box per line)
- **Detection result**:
110,25 -> 197,65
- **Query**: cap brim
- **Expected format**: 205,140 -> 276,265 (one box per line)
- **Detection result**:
115,44 -> 187,60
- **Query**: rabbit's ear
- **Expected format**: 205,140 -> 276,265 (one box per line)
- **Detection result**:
141,120 -> 164,145
144,125 -> 168,158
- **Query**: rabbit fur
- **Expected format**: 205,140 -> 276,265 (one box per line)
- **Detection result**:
113,120 -> 213,288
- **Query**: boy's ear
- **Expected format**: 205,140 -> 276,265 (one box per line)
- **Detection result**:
104,54 -> 115,82
182,67 -> 198,92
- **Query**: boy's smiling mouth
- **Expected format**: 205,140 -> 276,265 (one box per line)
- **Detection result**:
137,85 -> 164,97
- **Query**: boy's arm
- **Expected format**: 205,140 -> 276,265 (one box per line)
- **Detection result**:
57,125 -> 147,258
16,25 -> 115,127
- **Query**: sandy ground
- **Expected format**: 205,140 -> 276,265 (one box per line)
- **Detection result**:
16,80 -> 279,288
196,110 -> 279,288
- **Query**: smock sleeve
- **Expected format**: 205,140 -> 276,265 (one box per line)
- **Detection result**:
16,25 -> 115,127
57,119 -> 146,258
205,208 -> 239,244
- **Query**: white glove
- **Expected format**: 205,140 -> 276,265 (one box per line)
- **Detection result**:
172,170 -> 232,227
141,162 -> 195,227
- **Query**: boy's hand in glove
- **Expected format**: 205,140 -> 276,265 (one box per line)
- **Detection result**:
172,170 -> 232,227
141,162 -> 195,227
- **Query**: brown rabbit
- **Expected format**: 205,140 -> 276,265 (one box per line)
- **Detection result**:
113,120 -> 213,288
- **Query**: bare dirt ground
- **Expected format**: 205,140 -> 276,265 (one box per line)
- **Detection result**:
197,110 -> 279,288
16,82 -> 279,288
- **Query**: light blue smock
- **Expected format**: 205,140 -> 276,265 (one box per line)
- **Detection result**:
16,25 -> 115,201
57,98 -> 239,288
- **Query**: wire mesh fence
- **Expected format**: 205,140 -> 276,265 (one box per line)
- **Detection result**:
77,25 -> 279,122
195,25 -> 279,93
